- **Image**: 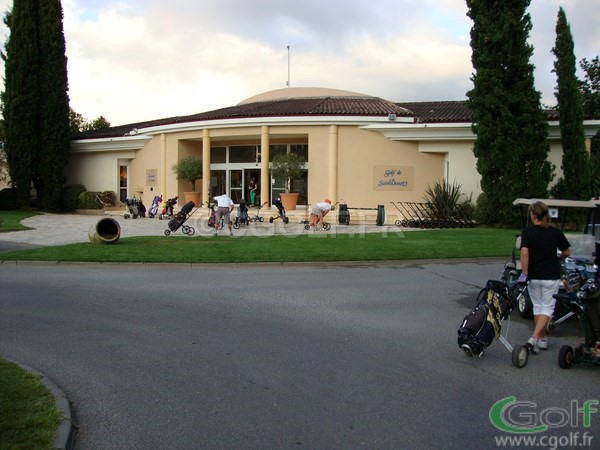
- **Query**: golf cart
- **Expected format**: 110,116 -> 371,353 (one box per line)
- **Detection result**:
503,198 -> 599,329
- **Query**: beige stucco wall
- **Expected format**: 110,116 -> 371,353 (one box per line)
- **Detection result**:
66,150 -> 134,192
66,120 -> 582,215
419,141 -> 480,202
128,137 -> 163,203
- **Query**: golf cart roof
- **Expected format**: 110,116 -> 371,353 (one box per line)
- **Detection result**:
513,198 -> 600,209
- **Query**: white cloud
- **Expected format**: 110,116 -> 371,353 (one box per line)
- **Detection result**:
0,0 -> 597,125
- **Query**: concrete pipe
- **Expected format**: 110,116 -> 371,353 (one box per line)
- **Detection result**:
88,217 -> 121,244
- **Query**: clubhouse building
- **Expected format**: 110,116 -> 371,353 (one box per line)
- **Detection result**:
69,87 -> 600,211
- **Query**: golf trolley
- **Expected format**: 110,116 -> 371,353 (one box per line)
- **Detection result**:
458,279 -> 532,368
269,197 -> 289,224
554,273 -> 600,369
164,201 -> 201,236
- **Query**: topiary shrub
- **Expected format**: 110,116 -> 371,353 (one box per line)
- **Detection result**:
78,191 -> 102,209
0,188 -> 20,210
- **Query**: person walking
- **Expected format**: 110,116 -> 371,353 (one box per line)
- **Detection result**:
249,178 -> 258,206
213,193 -> 235,236
519,201 -> 570,353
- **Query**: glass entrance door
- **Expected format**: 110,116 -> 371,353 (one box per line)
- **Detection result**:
119,164 -> 128,202
230,170 -> 243,203
244,169 -> 261,206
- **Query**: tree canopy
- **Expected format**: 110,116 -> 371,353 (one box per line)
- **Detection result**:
466,0 -> 553,224
551,7 -> 589,200
2,0 -> 70,209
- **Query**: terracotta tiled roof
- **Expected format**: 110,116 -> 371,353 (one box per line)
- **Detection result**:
74,96 -> 412,140
73,98 -> 561,140
397,101 -> 472,123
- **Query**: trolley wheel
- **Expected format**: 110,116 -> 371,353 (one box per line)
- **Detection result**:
233,220 -> 240,230
259,217 -> 264,222
394,219 -> 402,227
512,345 -> 529,368
283,216 -> 289,224
124,214 -> 130,219
558,345 -> 574,369
323,222 -> 331,231
164,229 -> 171,236
517,290 -> 533,319
186,226 -> 195,236
304,224 -> 310,230
269,217 -> 274,223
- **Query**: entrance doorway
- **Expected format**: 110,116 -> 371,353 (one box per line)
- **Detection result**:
244,169 -> 260,205
119,164 -> 128,202
209,168 -> 261,204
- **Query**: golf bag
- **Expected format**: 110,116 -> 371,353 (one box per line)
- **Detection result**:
457,280 -> 512,356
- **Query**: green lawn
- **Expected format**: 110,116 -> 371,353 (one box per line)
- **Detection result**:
0,227 -> 520,263
0,359 -> 62,450
0,210 -> 41,232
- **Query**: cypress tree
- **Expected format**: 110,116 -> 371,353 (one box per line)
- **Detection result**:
466,0 -> 553,224
551,7 -> 589,200
2,0 -> 41,206
579,57 -> 600,196
37,0 -> 70,210
2,0 -> 70,209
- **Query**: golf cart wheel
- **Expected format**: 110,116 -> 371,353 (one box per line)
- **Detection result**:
283,216 -> 289,224
124,214 -> 130,219
518,290 -> 534,319
304,224 -> 310,230
233,221 -> 240,230
269,217 -> 274,223
186,226 -> 195,236
164,229 -> 171,236
259,217 -> 264,222
512,344 -> 529,368
558,345 -> 574,369
323,222 -> 331,231
394,219 -> 402,227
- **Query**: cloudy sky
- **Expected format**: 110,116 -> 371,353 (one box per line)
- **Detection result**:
0,0 -> 598,126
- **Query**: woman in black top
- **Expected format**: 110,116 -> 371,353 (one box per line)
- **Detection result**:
520,201 -> 570,353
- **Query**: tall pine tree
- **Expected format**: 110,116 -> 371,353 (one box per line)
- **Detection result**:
551,7 -> 589,200
466,0 -> 553,224
37,0 -> 70,209
2,0 -> 40,206
2,0 -> 70,209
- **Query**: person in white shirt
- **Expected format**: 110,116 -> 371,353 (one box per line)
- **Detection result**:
310,199 -> 332,231
213,194 -> 235,236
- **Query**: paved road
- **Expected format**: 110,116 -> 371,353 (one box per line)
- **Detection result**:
1,261 -> 597,449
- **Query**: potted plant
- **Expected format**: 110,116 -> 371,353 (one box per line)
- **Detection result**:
270,152 -> 305,210
172,156 -> 202,207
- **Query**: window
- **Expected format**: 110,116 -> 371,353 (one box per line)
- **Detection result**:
229,145 -> 256,163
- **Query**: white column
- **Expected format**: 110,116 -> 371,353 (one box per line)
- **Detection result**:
261,126 -> 270,206
202,129 -> 211,206
329,125 -> 338,202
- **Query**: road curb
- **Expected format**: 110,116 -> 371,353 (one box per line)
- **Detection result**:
5,358 -> 75,450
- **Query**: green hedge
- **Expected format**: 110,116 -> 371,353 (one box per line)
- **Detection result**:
0,188 -> 20,210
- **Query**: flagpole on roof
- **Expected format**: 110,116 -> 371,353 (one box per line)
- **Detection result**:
287,45 -> 290,88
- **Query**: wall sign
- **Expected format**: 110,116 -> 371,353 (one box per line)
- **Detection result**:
146,169 -> 157,186
373,166 -> 414,191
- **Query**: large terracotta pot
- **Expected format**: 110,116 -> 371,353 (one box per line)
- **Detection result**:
280,192 -> 299,211
184,191 -> 201,207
